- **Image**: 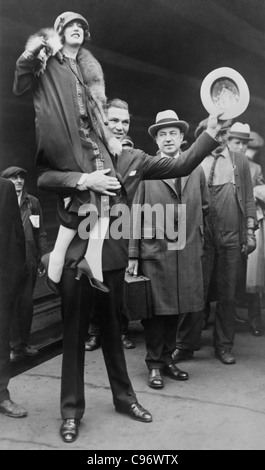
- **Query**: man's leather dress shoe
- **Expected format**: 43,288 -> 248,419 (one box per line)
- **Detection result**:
215,350 -> 236,365
171,348 -> 194,363
60,418 -> 80,443
163,363 -> 189,381
122,334 -> 135,349
10,348 -> 24,362
116,402 -> 152,423
250,327 -> 262,337
148,368 -> 164,389
20,344 -> 39,356
0,399 -> 27,418
85,336 -> 101,351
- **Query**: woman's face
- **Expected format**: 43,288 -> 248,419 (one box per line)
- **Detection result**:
63,21 -> 84,47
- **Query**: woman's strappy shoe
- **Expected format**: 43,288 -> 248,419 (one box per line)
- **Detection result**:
41,253 -> 61,296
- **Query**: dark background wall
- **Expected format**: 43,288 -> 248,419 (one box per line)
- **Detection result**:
0,0 -> 264,241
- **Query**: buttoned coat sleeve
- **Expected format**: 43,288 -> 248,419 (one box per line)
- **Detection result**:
38,168 -> 84,195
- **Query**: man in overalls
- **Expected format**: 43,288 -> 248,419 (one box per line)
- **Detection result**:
201,122 -> 257,364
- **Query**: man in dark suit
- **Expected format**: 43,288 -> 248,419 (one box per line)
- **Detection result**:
0,177 -> 27,418
85,102 -> 136,352
37,103 -> 220,442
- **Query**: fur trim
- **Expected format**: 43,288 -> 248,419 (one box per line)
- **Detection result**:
77,48 -> 106,104
25,29 -> 105,99
26,28 -> 63,75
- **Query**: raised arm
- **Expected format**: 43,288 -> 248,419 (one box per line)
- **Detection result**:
13,36 -> 46,96
142,114 -> 222,180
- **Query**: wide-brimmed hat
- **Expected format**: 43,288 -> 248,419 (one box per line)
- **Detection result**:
247,131 -> 264,149
1,166 -> 27,179
228,122 -> 253,141
200,67 -> 250,120
148,110 -> 189,138
54,11 -> 90,38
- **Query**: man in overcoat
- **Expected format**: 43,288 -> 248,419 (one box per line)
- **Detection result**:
128,110 -> 210,387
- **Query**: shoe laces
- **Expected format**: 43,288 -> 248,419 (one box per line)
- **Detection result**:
64,419 -> 77,429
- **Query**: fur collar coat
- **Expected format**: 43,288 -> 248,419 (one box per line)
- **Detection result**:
23,28 -> 120,157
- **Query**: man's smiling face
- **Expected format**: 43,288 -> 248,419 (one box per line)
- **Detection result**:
107,107 -> 130,141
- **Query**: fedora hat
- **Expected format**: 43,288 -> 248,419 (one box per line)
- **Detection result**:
228,122 -> 253,141
148,110 -> 189,138
1,166 -> 27,179
200,67 -> 250,120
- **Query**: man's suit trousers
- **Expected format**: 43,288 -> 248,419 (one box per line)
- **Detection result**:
60,268 -> 136,419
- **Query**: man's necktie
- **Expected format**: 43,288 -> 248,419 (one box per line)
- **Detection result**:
207,154 -> 220,187
175,177 -> 182,200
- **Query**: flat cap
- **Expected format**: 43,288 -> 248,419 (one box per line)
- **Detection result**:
1,166 -> 27,178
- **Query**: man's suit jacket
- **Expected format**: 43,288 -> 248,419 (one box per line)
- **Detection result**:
38,131 -> 218,271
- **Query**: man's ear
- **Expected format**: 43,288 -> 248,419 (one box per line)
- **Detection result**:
180,133 -> 184,142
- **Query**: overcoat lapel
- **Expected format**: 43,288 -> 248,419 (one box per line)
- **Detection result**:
181,175 -> 190,192
162,178 -> 177,194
